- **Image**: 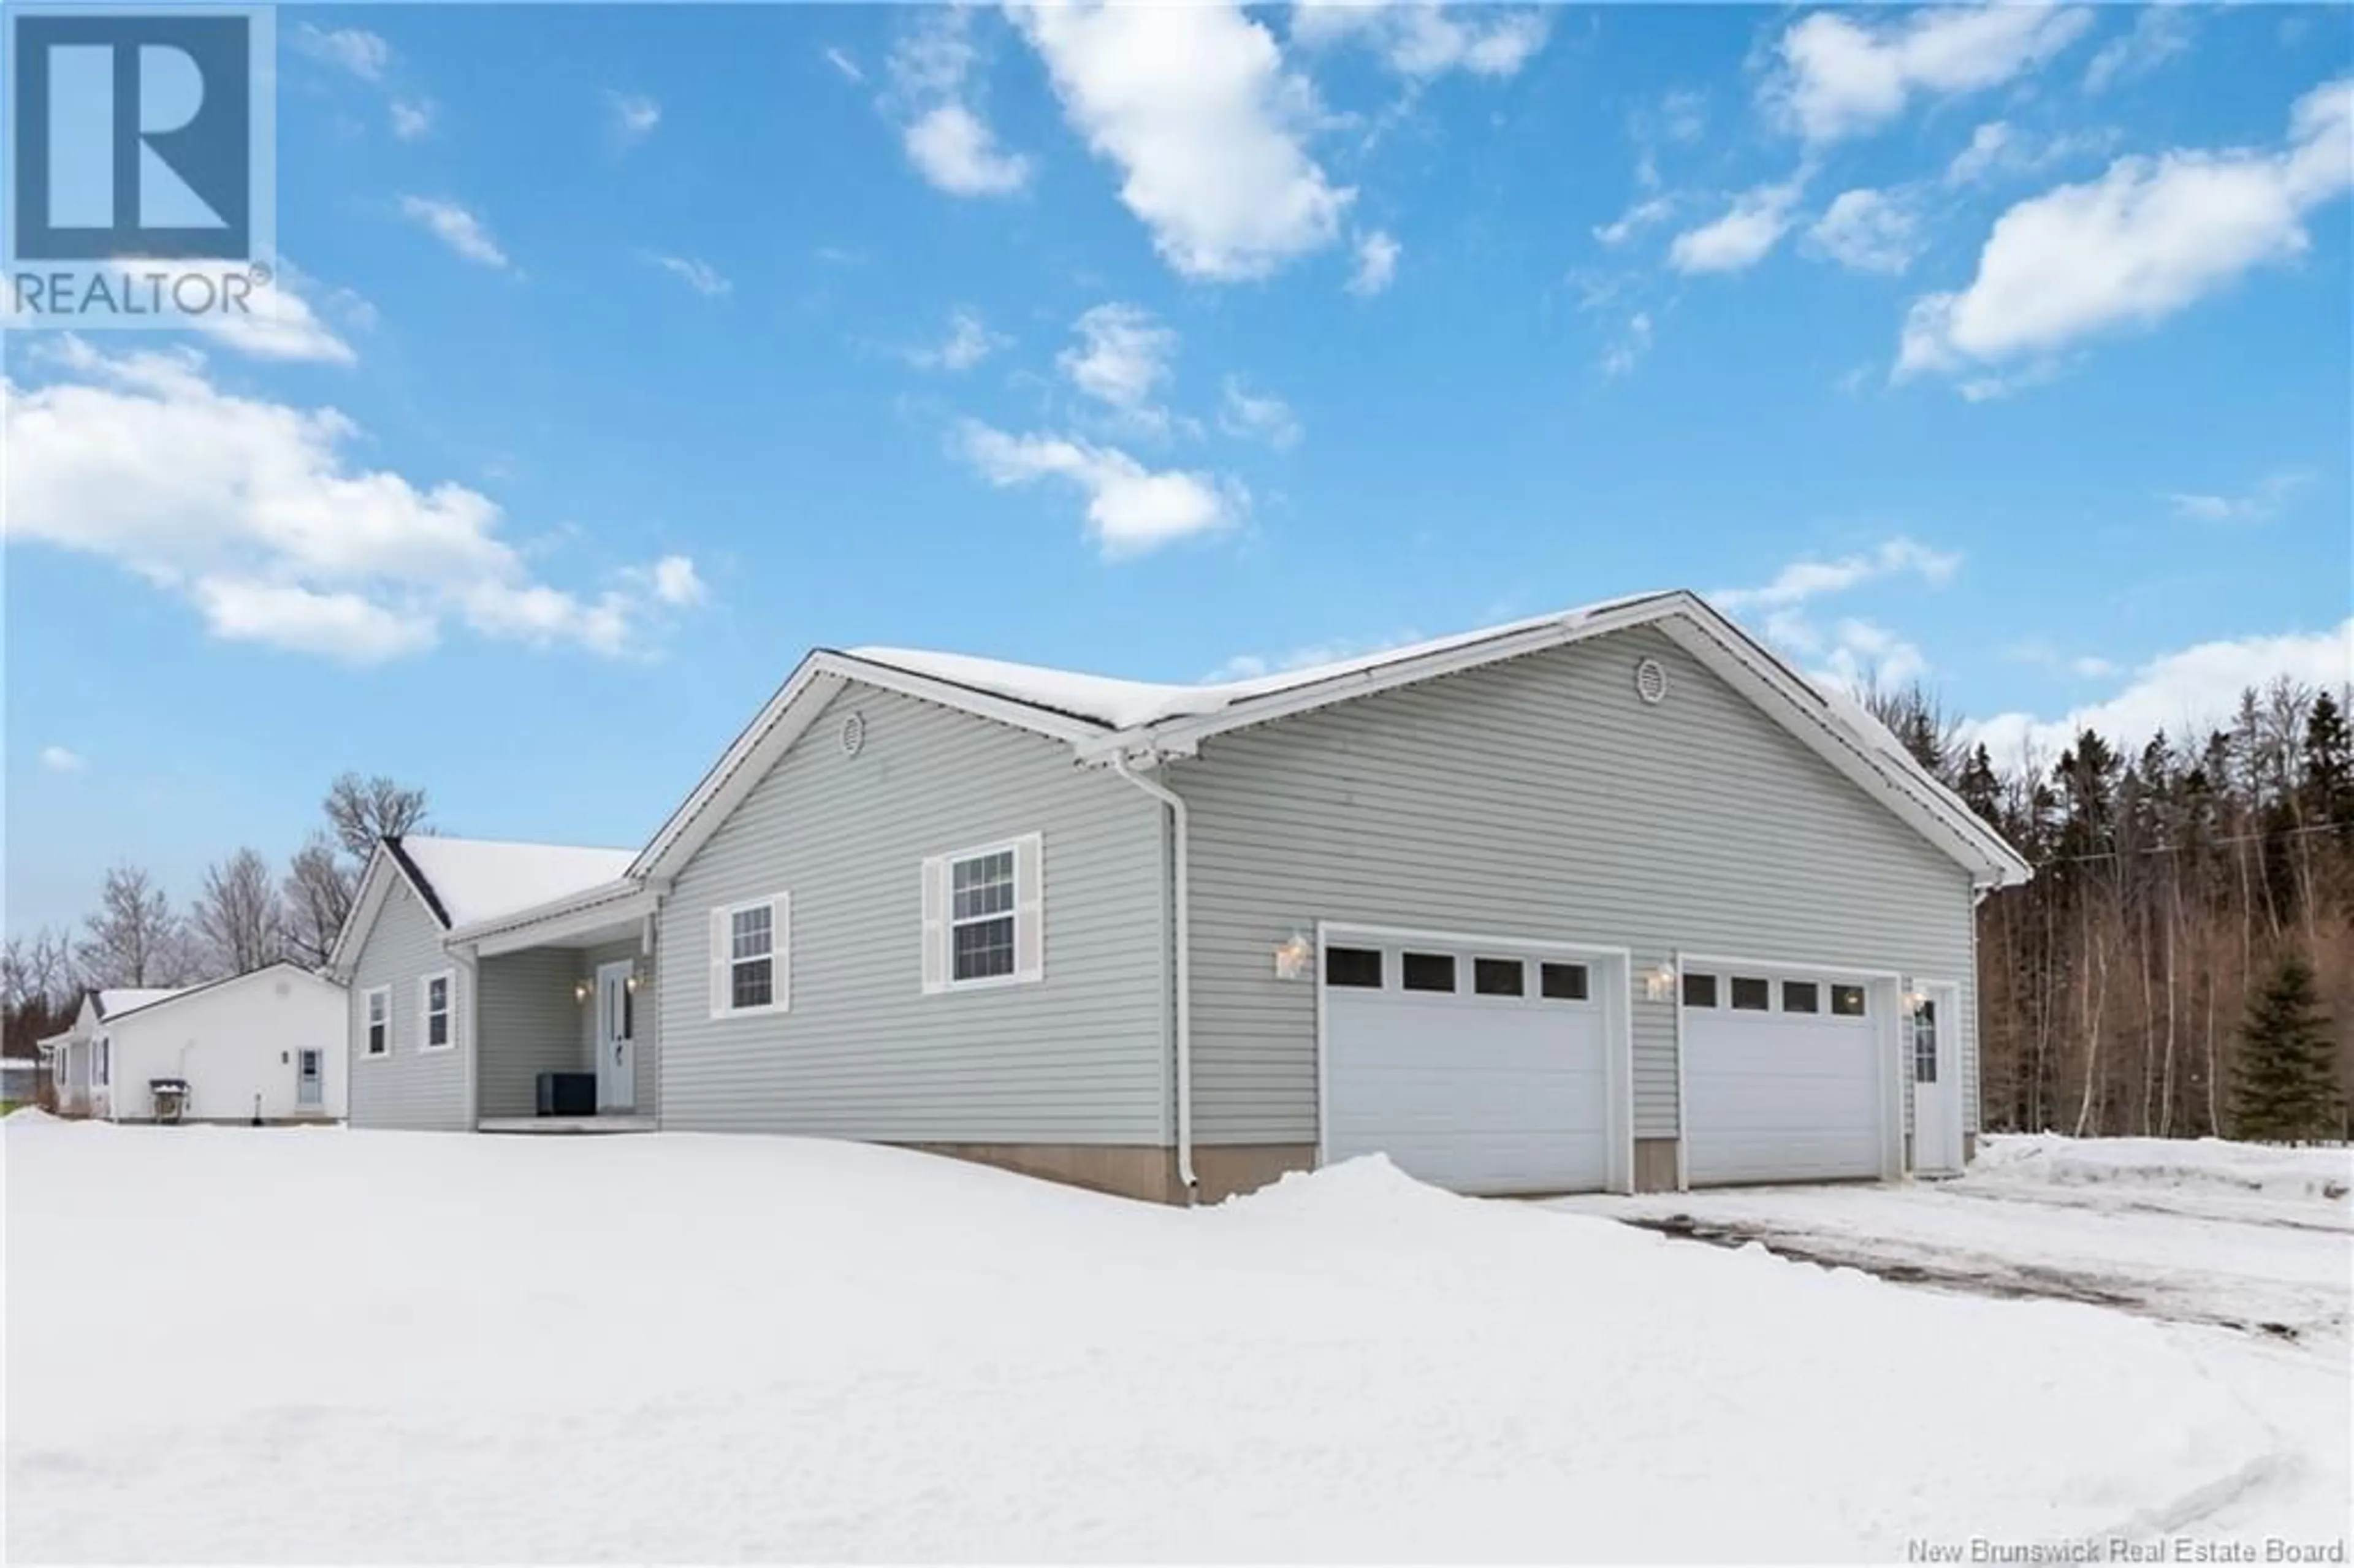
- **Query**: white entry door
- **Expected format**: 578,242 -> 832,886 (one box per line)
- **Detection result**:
1321,934 -> 1617,1196
296,1049 -> 323,1108
596,961 -> 636,1113
1910,986 -> 1962,1174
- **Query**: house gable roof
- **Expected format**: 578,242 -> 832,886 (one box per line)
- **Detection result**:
326,834 -> 637,975
93,962 -> 343,1026
93,987 -> 186,1020
632,591 -> 2032,889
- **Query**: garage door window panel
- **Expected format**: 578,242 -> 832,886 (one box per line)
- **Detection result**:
1325,946 -> 1384,989
1683,972 -> 1718,1008
1730,976 -> 1771,1011
1782,980 -> 1819,1014
1402,953 -> 1457,993
1472,957 -> 1525,997
1832,984 -> 1868,1017
1541,962 -> 1590,1001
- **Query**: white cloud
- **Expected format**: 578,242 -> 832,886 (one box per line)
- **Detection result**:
2,341 -> 703,663
608,91 -> 661,143
2085,6 -> 2193,94
1013,2 -> 1351,281
824,47 -> 865,83
1348,229 -> 1401,295
1945,121 -> 2117,186
1594,195 -> 1675,248
1899,78 -> 2353,381
1807,187 -> 1925,275
1058,303 -> 1178,418
1659,89 -> 1708,143
398,196 -> 511,270
906,308 -> 1011,372
1713,537 -> 1964,613
292,23 -> 390,82
1966,620 -> 2354,761
194,579 -> 438,662
1601,311 -> 1653,378
188,263 -> 364,366
1290,3 -> 1550,80
2161,467 -> 2315,525
1748,608 -> 1931,691
904,104 -> 1034,197
889,12 -> 1033,198
954,420 -> 1244,557
1945,121 -> 2019,185
639,555 -> 707,608
388,98 -> 436,140
1218,378 -> 1303,450
1772,3 -> 2093,145
2008,638 -> 2121,680
39,746 -> 86,774
648,254 -> 732,297
1668,178 -> 1805,274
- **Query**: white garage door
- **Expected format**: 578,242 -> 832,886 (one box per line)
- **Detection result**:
1322,937 -> 1612,1196
1683,968 -> 1884,1185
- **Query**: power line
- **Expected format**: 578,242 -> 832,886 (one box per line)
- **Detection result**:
2024,819 -> 2350,868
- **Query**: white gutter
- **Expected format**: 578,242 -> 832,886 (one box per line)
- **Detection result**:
1109,754 -> 1197,1201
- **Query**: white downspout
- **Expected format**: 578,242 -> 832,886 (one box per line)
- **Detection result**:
1110,754 -> 1196,1201
454,945 -> 482,1132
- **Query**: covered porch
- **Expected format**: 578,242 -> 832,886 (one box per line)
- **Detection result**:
454,886 -> 660,1132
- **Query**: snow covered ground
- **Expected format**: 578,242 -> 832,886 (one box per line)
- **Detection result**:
1559,1133 -> 2353,1339
7,1116 -> 2348,1563
1558,1133 -> 2351,1559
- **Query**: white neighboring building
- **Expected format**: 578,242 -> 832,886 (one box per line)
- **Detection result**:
40,964 -> 349,1123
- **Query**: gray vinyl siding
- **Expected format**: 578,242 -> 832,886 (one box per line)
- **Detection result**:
347,877 -> 468,1131
1176,625 -> 1979,1146
577,938 -> 657,1116
475,950 -> 585,1120
658,685 -> 1168,1143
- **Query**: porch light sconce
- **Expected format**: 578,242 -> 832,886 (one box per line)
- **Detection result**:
1273,931 -> 1313,981
1903,988 -> 1929,1018
1642,962 -> 1678,1003
625,971 -> 642,993
573,980 -> 592,1005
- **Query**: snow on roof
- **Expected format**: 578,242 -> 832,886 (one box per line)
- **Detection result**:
394,835 -> 638,929
96,988 -> 185,1019
847,597 -> 1658,731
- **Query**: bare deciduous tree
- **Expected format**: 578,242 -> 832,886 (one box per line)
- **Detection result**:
281,834 -> 356,969
192,848 -> 286,976
75,864 -> 197,988
324,773 -> 433,859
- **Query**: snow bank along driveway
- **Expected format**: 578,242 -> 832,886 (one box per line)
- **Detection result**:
4,1117 -> 2341,1563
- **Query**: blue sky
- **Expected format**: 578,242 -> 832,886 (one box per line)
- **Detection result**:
6,2 -> 2351,935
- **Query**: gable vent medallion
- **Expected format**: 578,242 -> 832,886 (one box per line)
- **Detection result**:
1633,657 -> 1669,706
839,712 -> 867,757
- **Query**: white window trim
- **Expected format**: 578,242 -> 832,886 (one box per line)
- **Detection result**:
360,986 -> 391,1059
921,832 -> 1045,995
418,969 -> 456,1054
709,893 -> 790,1019
94,1036 -> 110,1087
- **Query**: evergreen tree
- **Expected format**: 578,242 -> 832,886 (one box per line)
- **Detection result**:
2305,690 -> 2354,842
1956,744 -> 2002,830
2231,953 -> 2344,1142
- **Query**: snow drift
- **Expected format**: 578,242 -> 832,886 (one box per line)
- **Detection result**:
1,1121 -> 2303,1562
